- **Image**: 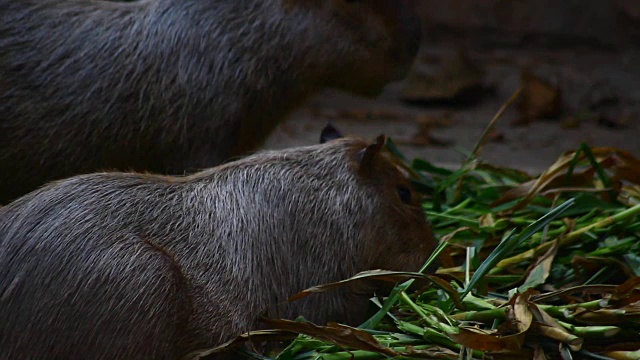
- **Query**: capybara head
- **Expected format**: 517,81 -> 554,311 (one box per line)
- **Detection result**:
285,0 -> 422,96
318,125 -> 435,273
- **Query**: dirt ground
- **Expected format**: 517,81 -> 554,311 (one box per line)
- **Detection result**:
264,47 -> 640,174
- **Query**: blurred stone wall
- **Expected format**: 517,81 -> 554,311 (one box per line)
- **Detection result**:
417,0 -> 640,50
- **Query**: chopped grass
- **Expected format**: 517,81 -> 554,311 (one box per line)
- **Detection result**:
198,98 -> 640,359
203,141 -> 640,360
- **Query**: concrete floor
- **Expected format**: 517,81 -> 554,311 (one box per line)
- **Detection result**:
264,48 -> 640,174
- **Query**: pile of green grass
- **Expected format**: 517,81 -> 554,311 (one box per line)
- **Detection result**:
194,94 -> 640,359
197,140 -> 639,360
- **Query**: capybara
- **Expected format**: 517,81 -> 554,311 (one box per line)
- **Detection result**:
0,127 -> 435,359
0,0 -> 422,203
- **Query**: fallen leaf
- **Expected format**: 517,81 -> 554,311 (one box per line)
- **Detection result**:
519,241 -> 559,293
287,269 -> 465,310
515,69 -> 563,124
449,325 -> 526,352
260,319 -> 401,357
396,113 -> 455,147
533,324 -> 583,351
512,291 -> 534,333
402,51 -> 490,106
492,147 -> 632,211
182,330 -> 296,360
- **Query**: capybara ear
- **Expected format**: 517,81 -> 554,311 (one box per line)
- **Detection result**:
320,123 -> 344,144
356,134 -> 386,171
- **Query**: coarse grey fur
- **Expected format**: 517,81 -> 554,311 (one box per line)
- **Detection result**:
0,0 -> 422,203
0,137 -> 435,359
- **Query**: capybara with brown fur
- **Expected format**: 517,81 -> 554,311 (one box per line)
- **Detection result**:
0,127 -> 436,359
0,0 -> 422,203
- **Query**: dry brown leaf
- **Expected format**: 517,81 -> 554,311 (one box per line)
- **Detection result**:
528,303 -> 566,332
620,185 -> 640,205
513,294 -> 534,333
260,319 -> 401,357
492,170 -> 595,208
571,256 -> 637,280
572,309 -> 628,325
402,51 -> 488,104
287,269 -> 465,310
404,345 -> 459,359
182,330 -> 296,360
479,213 -> 496,228
449,326 -> 526,352
562,116 -> 581,129
533,324 -> 583,351
288,270 -> 424,301
397,113 -> 455,147
533,343 -> 548,360
492,147 -> 632,211
531,284 -> 617,303
611,277 -> 640,304
486,129 -> 506,143
601,350 -> 640,360
519,240 -> 560,293
515,69 -> 563,124
611,150 -> 640,184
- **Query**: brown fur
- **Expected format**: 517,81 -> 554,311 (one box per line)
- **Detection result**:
0,134 -> 435,359
0,0 -> 421,203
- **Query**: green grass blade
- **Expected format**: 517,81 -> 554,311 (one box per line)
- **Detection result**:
460,198 -> 575,299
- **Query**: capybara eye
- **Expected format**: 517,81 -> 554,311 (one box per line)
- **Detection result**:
397,185 -> 411,204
